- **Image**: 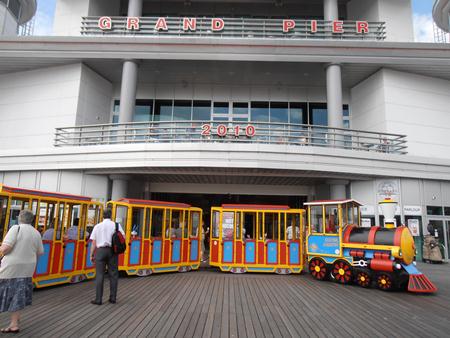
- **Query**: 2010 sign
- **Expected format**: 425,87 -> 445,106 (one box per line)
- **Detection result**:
201,124 -> 256,138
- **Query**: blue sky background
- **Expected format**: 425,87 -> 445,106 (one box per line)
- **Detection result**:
34,0 -> 437,41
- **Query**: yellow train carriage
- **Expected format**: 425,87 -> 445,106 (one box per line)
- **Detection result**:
210,204 -> 305,274
0,185 -> 102,288
108,198 -> 202,276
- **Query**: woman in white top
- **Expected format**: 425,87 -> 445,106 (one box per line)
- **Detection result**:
0,210 -> 44,333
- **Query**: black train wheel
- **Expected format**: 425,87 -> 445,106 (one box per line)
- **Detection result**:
355,270 -> 371,288
331,260 -> 353,284
376,273 -> 394,291
309,258 -> 328,281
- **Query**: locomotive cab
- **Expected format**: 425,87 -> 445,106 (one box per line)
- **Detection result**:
306,199 -> 437,294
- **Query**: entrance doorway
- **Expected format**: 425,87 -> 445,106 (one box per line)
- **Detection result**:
427,219 -> 450,261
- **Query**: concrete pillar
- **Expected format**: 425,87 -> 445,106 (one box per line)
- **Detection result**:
118,60 -> 139,123
324,0 -> 339,20
328,180 -> 348,200
128,0 -> 143,17
111,175 -> 129,200
144,181 -> 151,200
326,63 -> 344,130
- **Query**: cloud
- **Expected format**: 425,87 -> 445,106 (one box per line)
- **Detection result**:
33,0 -> 56,36
413,13 -> 435,42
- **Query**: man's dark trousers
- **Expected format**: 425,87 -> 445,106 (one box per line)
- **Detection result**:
94,247 -> 119,303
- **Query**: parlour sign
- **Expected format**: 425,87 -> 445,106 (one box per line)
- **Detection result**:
97,16 -> 372,35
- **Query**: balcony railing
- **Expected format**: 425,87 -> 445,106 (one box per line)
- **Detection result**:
54,121 -> 407,155
81,16 -> 386,41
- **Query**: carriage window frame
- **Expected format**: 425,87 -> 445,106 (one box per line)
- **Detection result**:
243,212 -> 256,240
212,210 -> 220,239
190,210 -> 200,238
151,207 -> 164,238
310,205 -> 324,234
144,208 -> 151,239
257,212 -> 263,240
131,207 -> 145,238
325,205 -> 339,235
182,210 -> 189,239
235,211 -> 242,240
286,212 -> 300,240
280,213 -> 286,241
264,212 -> 279,240
0,197 -> 9,240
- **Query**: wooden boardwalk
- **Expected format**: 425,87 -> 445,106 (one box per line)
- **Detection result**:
1,263 -> 449,337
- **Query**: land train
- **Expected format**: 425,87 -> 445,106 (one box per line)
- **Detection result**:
0,184 -> 437,293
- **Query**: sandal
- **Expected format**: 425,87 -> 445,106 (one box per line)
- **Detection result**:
1,327 -> 20,333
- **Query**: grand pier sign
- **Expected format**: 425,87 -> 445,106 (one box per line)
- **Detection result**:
81,16 -> 386,40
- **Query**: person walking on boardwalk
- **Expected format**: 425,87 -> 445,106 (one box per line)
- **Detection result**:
0,210 -> 44,333
89,208 -> 125,305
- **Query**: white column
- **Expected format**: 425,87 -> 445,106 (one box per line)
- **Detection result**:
324,0 -> 339,21
128,0 -> 143,17
118,60 -> 139,123
328,180 -> 348,200
326,63 -> 344,130
111,175 -> 129,200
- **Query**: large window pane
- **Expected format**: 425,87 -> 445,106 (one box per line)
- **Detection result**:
289,102 -> 307,124
154,100 -> 173,121
193,101 -> 211,120
134,100 -> 153,122
270,102 -> 288,123
251,102 -> 269,122
213,102 -> 229,115
309,103 -> 328,126
173,100 -> 192,120
233,102 -> 248,115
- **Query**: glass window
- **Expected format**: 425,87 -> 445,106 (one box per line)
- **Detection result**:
213,102 -> 229,115
270,102 -> 288,123
251,102 -> 269,122
243,212 -> 256,239
212,210 -> 220,239
193,101 -> 211,121
264,213 -> 278,240
8,0 -> 21,18
0,197 -> 9,240
131,208 -> 145,237
233,102 -> 248,115
173,100 -> 192,120
151,208 -> 164,238
170,209 -> 183,238
325,205 -> 339,234
310,206 -> 323,233
222,211 -> 234,240
287,213 -> 300,240
154,100 -> 173,121
235,212 -> 241,240
182,211 -> 189,238
134,100 -> 153,122
427,206 -> 443,216
8,199 -> 27,228
309,103 -> 328,126
191,211 -> 200,237
445,207 -> 450,216
114,205 -> 128,233
289,102 -> 307,124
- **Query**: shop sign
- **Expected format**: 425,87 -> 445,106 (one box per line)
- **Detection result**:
97,17 -> 372,35
403,205 -> 422,216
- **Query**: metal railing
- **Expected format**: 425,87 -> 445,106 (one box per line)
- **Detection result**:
54,121 -> 407,155
81,16 -> 386,41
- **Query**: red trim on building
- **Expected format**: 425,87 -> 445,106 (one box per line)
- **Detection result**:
118,198 -> 191,208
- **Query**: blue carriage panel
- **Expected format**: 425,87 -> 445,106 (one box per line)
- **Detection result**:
36,243 -> 51,275
245,241 -> 256,263
289,242 -> 300,265
129,240 -> 141,265
172,239 -> 181,262
190,239 -> 199,261
267,242 -> 278,264
62,242 -> 76,271
152,240 -> 162,264
222,241 -> 233,263
86,241 -> 94,268
308,235 -> 340,255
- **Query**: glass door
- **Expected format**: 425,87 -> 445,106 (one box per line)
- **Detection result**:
427,219 -> 449,260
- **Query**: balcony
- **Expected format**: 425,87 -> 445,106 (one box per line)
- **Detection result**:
81,16 -> 386,41
54,121 -> 407,155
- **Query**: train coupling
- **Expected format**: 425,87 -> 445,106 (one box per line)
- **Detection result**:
352,260 -> 368,267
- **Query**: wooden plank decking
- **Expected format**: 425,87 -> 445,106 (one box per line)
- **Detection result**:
0,263 -> 449,337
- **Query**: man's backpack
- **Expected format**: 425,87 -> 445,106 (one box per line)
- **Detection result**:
112,223 -> 126,254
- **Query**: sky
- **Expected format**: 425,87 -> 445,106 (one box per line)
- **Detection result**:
33,0 -> 437,42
